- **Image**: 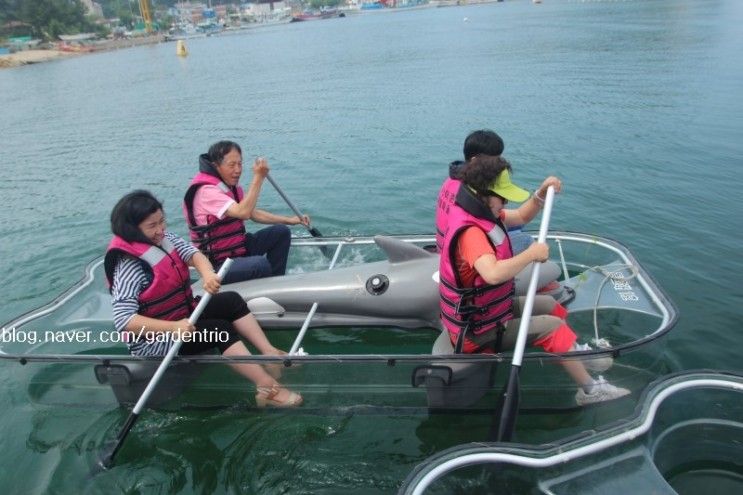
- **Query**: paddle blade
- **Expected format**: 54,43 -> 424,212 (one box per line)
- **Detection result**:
93,411 -> 139,472
318,244 -> 334,259
306,226 -> 333,259
491,366 -> 521,442
94,444 -> 116,473
89,438 -> 119,477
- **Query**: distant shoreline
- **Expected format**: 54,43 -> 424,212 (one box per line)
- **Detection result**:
0,0 -> 507,70
0,34 -> 164,69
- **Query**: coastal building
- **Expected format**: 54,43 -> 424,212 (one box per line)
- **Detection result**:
168,2 -> 210,25
242,1 -> 290,19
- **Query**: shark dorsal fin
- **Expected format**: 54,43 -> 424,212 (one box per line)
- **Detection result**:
374,236 -> 435,263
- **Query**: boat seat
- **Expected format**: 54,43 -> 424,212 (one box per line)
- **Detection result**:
94,356 -> 210,407
413,329 -> 495,409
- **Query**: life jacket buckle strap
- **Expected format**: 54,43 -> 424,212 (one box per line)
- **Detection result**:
454,297 -> 470,316
454,321 -> 471,354
493,323 -> 506,353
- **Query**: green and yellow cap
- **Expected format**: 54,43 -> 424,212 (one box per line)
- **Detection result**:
489,170 -> 530,202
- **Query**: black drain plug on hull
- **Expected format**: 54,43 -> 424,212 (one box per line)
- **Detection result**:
366,274 -> 389,295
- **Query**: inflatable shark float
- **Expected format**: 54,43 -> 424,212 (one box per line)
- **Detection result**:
219,235 -> 573,330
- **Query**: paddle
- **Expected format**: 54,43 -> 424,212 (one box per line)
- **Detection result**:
491,186 -> 556,442
265,173 -> 333,259
96,258 -> 234,470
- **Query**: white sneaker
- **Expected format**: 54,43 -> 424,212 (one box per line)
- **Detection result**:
574,343 -> 613,373
575,376 -> 630,406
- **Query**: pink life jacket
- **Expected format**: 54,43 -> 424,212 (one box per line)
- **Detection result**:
435,177 -> 460,252
438,183 -> 515,352
104,235 -> 194,323
183,172 -> 248,265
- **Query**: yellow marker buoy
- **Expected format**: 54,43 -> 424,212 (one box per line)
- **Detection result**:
176,39 -> 188,57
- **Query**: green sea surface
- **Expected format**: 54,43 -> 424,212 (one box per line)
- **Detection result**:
1,1 -> 742,492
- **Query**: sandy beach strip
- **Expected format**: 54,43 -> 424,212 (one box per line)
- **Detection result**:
0,35 -> 165,69
0,49 -> 78,68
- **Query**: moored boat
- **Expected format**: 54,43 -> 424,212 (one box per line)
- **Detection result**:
291,9 -> 342,22
164,23 -> 206,42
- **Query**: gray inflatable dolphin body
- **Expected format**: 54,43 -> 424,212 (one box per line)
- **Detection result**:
222,236 -> 561,329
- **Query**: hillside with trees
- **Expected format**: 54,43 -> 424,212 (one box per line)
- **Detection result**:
1,0 -> 105,40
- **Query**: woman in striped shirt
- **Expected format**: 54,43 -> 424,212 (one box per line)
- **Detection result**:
107,190 -> 302,408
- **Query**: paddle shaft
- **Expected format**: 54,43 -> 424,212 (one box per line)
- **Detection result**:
495,187 -> 555,441
265,173 -> 321,237
265,173 -> 334,259
100,259 -> 233,468
510,186 -> 556,366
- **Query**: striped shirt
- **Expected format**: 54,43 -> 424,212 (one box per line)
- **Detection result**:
111,231 -> 198,356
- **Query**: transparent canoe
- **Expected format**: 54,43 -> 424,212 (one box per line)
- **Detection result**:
399,370 -> 743,495
1,232 -> 677,412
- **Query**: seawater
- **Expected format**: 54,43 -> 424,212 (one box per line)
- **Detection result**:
1,1 -> 742,492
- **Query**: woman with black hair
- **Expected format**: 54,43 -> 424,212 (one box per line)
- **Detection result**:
105,190 -> 302,408
183,140 -> 310,284
438,155 -> 630,406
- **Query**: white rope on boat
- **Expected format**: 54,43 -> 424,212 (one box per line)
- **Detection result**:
555,238 -> 570,282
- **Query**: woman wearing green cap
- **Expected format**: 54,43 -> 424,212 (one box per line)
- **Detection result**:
437,155 -> 629,405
